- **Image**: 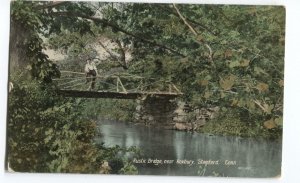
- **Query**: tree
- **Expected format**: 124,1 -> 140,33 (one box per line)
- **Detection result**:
8,1 -> 140,173
9,2 -> 284,158
43,2 -> 285,129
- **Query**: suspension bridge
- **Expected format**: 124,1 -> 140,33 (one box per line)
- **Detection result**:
54,71 -> 183,99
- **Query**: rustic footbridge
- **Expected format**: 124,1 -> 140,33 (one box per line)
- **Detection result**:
54,71 -> 183,99
54,70 -> 183,125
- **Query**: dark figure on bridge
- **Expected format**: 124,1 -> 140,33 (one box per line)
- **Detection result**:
85,58 -> 98,91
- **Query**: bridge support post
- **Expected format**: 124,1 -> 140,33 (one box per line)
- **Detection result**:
134,96 -> 177,128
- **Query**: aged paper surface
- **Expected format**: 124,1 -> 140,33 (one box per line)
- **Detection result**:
5,0 -> 285,179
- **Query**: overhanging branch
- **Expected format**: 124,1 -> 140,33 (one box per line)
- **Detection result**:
35,1 -> 69,10
157,5 -> 218,36
98,39 -> 128,69
50,12 -> 186,57
173,4 -> 213,61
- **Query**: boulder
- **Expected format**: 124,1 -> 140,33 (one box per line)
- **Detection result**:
174,122 -> 192,131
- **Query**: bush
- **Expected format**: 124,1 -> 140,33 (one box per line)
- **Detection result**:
7,74 -> 138,173
198,109 -> 282,139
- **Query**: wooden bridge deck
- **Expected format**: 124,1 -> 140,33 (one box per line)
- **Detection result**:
57,89 -> 181,99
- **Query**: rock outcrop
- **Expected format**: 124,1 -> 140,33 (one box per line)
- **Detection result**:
134,96 -> 177,129
134,98 -> 219,131
173,102 -> 219,131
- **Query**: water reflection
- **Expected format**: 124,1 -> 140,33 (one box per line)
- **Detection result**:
95,120 -> 282,177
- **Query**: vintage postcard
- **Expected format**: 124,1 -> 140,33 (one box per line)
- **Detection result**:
6,1 -> 284,178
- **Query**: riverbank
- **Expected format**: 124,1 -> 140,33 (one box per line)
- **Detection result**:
82,98 -> 281,140
197,113 -> 282,140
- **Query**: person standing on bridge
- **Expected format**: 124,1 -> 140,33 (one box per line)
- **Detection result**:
85,58 -> 98,91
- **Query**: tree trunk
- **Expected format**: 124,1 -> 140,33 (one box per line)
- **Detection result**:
9,20 -> 30,72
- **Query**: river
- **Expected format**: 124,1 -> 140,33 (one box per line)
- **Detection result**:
95,120 -> 282,177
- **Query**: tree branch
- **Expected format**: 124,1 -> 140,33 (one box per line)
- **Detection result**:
50,12 -> 186,57
35,1 -> 69,10
98,40 -> 119,61
173,4 -> 198,36
115,39 -> 128,69
173,4 -> 213,61
98,39 -> 128,69
157,5 -> 218,36
253,100 -> 268,113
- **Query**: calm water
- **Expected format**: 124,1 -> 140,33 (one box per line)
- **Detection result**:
95,120 -> 282,177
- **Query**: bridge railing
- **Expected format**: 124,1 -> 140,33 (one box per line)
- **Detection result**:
53,70 -> 182,95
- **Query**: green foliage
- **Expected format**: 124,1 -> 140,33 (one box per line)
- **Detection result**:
119,161 -> 138,175
9,1 -> 143,174
9,4 -> 284,175
123,5 -> 285,132
198,109 -> 282,139
11,1 -> 60,82
8,1 -> 285,176
8,74 -> 68,171
81,98 -> 136,122
41,2 -> 284,134
11,2 -> 285,124
7,73 -> 138,173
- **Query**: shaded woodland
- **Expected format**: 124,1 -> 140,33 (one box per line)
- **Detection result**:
7,1 -> 284,173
